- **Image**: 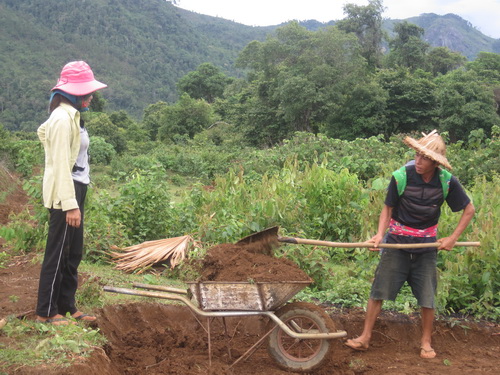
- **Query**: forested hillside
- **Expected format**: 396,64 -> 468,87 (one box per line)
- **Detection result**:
1,0 -> 499,132
0,0 -> 270,129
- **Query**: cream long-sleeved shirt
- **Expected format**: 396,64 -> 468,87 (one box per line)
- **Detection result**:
38,103 -> 81,211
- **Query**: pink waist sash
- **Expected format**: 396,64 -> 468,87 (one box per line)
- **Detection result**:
388,219 -> 437,237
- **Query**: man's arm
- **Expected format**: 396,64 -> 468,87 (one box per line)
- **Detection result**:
438,202 -> 475,250
367,204 -> 393,248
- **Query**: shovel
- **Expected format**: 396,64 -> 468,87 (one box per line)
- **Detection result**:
236,226 -> 480,251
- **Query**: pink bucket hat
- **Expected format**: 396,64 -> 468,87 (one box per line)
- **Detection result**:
51,61 -> 107,96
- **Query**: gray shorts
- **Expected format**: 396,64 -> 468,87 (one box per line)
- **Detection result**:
370,249 -> 438,308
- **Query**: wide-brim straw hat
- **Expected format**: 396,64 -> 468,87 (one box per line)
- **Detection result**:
51,61 -> 107,96
403,130 -> 452,170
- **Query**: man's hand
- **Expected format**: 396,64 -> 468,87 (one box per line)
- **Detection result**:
66,208 -> 81,228
366,233 -> 384,251
438,203 -> 475,251
437,236 -> 456,251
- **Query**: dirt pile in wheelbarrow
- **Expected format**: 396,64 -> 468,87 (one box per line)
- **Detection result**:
196,243 -> 310,282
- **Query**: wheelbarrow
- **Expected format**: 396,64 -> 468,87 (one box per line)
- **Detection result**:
104,279 -> 346,372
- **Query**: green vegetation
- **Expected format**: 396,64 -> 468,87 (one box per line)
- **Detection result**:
0,0 -> 270,130
0,318 -> 106,370
0,4 -> 498,364
1,126 -> 499,320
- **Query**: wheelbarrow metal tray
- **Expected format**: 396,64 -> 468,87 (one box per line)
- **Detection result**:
188,280 -> 312,311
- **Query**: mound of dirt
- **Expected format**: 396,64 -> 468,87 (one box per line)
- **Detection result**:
197,243 -> 310,282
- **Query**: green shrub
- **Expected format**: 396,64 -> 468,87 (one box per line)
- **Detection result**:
0,176 -> 47,253
1,139 -> 43,177
83,188 -> 129,262
89,136 -> 116,165
106,166 -> 174,242
437,174 -> 500,319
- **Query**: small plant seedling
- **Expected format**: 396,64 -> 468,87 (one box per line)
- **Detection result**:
349,358 -> 367,372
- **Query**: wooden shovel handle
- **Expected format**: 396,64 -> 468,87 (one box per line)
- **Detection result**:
278,237 -> 480,249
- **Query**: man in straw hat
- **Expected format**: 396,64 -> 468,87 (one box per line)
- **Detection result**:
345,130 -> 475,359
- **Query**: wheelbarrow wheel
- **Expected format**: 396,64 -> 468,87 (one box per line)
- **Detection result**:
266,302 -> 336,372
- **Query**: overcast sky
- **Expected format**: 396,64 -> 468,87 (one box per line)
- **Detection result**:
175,0 -> 500,39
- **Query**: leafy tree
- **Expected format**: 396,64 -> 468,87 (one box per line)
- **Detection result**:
386,21 -> 430,71
157,94 -> 214,142
193,121 -> 243,147
322,78 -> 388,140
108,166 -> 173,242
85,113 -> 127,153
376,68 -> 437,136
466,52 -> 500,83
124,123 -> 150,144
336,0 -> 385,69
434,69 -> 500,141
109,110 -> 135,129
211,78 -> 250,125
109,110 -> 149,143
427,47 -> 466,76
89,136 -> 116,165
177,63 -> 233,103
142,101 -> 169,141
235,22 -> 368,145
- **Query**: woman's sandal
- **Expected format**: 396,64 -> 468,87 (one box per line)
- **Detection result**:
36,315 -> 75,326
72,312 -> 97,322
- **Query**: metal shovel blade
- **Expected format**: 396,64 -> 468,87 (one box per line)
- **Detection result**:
236,226 -> 280,245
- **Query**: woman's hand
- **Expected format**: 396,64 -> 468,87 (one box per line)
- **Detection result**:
66,208 -> 81,228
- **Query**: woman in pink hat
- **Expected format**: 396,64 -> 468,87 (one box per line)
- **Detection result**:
36,61 -> 107,325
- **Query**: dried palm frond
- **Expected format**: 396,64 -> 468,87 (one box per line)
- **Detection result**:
109,235 -> 194,274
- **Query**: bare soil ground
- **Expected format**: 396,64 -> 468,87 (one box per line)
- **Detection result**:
1,174 -> 499,374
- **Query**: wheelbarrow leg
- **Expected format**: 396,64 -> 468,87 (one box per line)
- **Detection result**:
228,326 -> 276,369
222,317 -> 233,361
207,317 -> 212,369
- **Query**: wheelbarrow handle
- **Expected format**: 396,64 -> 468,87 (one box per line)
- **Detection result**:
278,237 -> 480,249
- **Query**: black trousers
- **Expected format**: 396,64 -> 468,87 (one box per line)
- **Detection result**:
36,181 -> 87,317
